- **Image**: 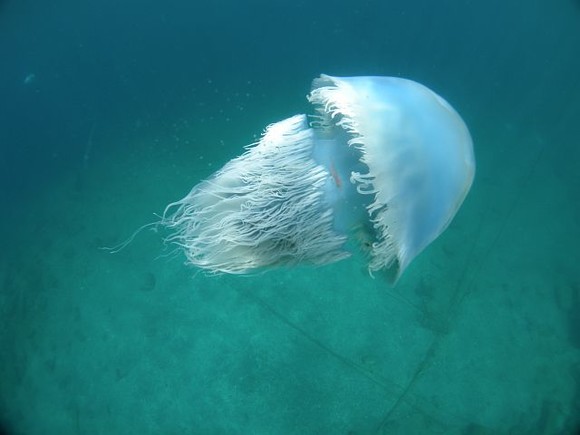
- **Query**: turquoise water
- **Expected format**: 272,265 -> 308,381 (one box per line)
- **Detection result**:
1,0 -> 579,433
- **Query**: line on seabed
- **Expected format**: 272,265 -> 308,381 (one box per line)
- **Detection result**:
237,288 -> 448,427
240,289 -> 400,393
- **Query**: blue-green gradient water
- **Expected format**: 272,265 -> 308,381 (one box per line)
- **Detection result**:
1,0 -> 579,433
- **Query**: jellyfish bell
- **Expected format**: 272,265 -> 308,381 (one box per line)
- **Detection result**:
162,74 -> 475,282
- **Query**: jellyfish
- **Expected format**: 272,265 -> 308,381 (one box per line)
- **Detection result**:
162,75 -> 475,281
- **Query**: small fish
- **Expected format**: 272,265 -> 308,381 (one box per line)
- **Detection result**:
23,73 -> 36,85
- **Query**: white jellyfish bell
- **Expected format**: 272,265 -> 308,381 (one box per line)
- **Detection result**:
162,75 -> 475,282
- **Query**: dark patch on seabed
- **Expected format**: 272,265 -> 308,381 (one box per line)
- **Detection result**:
554,281 -> 580,350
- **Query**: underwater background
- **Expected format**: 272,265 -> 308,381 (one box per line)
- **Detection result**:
1,0 -> 580,433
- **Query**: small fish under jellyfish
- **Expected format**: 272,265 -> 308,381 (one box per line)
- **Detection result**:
162,75 -> 475,281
